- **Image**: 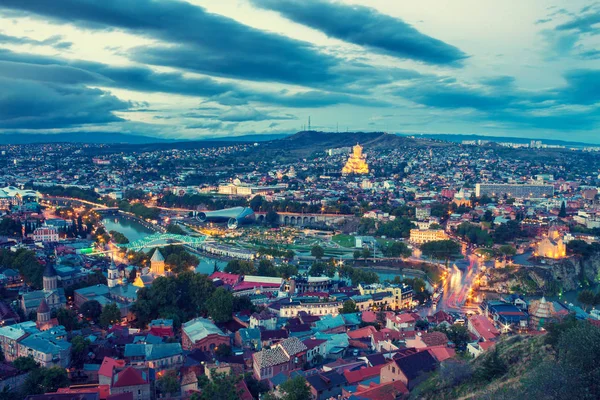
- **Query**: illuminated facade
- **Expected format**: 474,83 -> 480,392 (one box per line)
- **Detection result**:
536,226 -> 566,259
409,229 -> 448,244
342,144 -> 369,175
150,249 -> 165,275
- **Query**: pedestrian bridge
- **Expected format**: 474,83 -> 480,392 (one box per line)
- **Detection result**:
118,233 -> 207,250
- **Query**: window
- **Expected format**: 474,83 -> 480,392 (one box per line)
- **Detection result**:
392,367 -> 396,373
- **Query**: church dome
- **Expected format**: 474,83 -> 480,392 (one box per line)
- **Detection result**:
37,299 -> 50,314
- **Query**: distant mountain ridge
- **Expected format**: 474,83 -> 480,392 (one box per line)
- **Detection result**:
403,133 -> 597,147
0,132 -> 290,145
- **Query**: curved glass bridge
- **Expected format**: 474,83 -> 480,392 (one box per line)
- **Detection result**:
118,233 -> 207,250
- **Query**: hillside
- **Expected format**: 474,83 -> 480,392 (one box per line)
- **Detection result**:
264,130 -> 445,157
412,317 -> 600,400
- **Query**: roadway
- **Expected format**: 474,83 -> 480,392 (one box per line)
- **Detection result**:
435,252 -> 487,315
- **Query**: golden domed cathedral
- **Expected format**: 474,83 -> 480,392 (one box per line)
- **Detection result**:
342,144 -> 369,175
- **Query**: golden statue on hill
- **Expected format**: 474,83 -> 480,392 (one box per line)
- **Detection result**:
342,144 -> 369,175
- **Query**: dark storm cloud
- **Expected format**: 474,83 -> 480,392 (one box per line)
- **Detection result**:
542,6 -> 600,59
0,49 -> 237,97
218,107 -> 297,122
0,0 -> 345,86
250,0 -> 467,65
479,76 -> 516,87
0,60 -> 108,85
557,69 -> 600,105
393,81 -> 517,111
392,69 -> 600,131
0,32 -> 72,49
210,90 -> 391,108
0,49 -> 386,110
0,77 -> 129,129
556,10 -> 600,33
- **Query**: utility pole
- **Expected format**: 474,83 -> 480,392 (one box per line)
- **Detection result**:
308,116 -> 311,131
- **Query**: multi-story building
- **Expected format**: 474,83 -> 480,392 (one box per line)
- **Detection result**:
252,337 -> 307,380
109,366 -> 152,400
32,227 -> 59,243
17,326 -> 71,368
276,300 -> 343,318
358,283 -> 414,310
0,321 -> 37,361
181,317 -> 230,352
124,343 -> 183,371
475,183 -> 554,199
409,229 -> 448,244
289,276 -> 338,294
249,310 -> 277,331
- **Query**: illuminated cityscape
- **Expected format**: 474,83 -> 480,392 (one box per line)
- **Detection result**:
1,1 -> 600,399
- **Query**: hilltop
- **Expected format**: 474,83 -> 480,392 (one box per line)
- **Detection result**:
264,130 -> 447,157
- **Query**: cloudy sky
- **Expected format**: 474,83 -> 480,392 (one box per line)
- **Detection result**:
0,0 -> 599,143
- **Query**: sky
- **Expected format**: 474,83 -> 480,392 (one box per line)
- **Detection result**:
0,0 -> 599,143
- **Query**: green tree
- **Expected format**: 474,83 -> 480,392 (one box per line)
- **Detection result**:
265,210 -> 280,227
56,308 -> 79,331
477,349 -> 507,381
166,224 -> 186,235
257,259 -> 278,277
191,371 -> 241,400
578,290 -> 596,311
232,296 -> 255,313
340,300 -> 358,314
498,245 -> 517,258
80,300 -> 102,322
224,259 -> 256,275
559,201 -> 567,218
381,241 -> 412,258
23,367 -> 69,396
13,356 -> 39,372
421,240 -> 461,265
99,303 -> 122,328
311,245 -> 325,260
215,344 -> 232,358
109,230 -> 129,244
131,272 -> 215,328
278,263 -> 298,279
278,375 -> 311,400
71,336 -> 91,367
206,287 -> 233,324
353,250 -> 361,260
158,370 -> 181,396
361,247 -> 371,260
376,217 -> 415,238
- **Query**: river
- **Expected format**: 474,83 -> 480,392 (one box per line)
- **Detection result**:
102,215 -> 153,243
102,215 -> 227,274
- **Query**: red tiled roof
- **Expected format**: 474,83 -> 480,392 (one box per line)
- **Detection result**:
420,332 -> 449,347
469,315 -> 499,341
236,379 -> 254,400
57,385 -> 110,399
353,380 -> 409,400
361,311 -> 378,323
344,365 -> 384,384
112,367 -> 148,388
422,345 -> 456,362
209,272 -> 240,286
478,341 -> 496,351
99,357 -> 125,378
347,325 -> 377,339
